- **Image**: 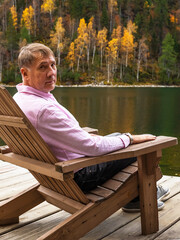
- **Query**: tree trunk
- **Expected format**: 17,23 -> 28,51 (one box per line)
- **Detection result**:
107,63 -> 110,83
125,51 -> 128,67
137,59 -> 140,82
92,45 -> 96,64
101,46 -> 103,68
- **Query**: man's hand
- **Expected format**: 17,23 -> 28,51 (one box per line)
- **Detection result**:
132,134 -> 156,144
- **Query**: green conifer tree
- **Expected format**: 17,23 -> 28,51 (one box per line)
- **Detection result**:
158,33 -> 177,83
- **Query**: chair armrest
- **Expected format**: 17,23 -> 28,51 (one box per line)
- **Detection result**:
55,136 -> 177,173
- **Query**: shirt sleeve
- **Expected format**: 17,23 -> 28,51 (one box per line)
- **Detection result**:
37,104 -> 130,157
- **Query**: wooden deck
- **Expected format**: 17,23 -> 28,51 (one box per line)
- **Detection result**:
0,160 -> 180,240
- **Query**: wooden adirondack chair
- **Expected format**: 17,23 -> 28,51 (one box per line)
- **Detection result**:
0,86 -> 178,240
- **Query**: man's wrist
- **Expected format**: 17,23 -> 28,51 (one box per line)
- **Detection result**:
124,133 -> 133,145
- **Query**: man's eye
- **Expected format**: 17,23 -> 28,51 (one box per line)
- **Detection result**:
40,65 -> 46,69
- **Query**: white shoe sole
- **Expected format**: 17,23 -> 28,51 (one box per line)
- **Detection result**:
158,188 -> 170,201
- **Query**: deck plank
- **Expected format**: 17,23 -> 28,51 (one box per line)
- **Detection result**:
0,202 -> 60,235
100,193 -> 180,240
0,161 -> 180,240
155,219 -> 180,240
0,211 -> 71,240
99,178 -> 180,240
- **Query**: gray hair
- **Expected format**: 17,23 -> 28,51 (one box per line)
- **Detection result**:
18,43 -> 55,68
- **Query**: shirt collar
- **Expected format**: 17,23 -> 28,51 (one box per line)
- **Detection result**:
16,83 -> 54,99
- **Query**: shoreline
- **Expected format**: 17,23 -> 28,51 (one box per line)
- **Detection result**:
56,84 -> 180,88
1,83 -> 180,88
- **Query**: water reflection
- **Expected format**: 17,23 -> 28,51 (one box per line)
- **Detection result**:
53,87 -> 180,177
2,86 -> 180,176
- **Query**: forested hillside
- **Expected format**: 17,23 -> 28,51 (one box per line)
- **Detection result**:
0,0 -> 180,85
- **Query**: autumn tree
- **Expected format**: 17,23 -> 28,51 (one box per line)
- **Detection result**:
74,18 -> 88,71
121,20 -> 137,68
41,0 -> 56,27
21,6 -> 35,35
97,27 -> 108,68
106,38 -> 119,82
66,42 -> 75,71
111,25 -> 122,43
51,17 -> 65,65
10,5 -> 18,30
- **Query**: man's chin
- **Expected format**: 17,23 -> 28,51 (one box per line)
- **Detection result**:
44,84 -> 56,92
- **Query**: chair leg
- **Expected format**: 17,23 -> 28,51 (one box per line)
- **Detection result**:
0,183 -> 44,225
38,174 -> 138,240
138,152 -> 159,235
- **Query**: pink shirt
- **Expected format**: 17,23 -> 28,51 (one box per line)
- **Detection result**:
13,84 -> 130,162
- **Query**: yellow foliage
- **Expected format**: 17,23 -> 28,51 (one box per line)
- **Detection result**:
21,6 -> 34,32
77,18 -> 87,36
170,14 -> 178,23
111,25 -> 122,46
51,17 -> 65,47
121,29 -> 134,53
120,20 -> 137,66
87,17 -> 96,40
88,17 -> 94,29
74,18 -> 88,59
97,27 -> 108,47
41,0 -> 55,13
66,42 -> 75,69
10,5 -> 18,29
106,38 -> 119,61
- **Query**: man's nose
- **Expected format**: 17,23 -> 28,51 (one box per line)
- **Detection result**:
47,66 -> 56,77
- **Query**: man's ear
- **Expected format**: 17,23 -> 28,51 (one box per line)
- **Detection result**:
20,67 -> 29,83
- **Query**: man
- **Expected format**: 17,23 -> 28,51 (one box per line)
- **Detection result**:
13,43 -> 169,212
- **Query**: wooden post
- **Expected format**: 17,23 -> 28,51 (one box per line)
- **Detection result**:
138,151 -> 159,234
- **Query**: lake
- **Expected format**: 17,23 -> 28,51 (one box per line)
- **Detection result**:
2,86 -> 180,177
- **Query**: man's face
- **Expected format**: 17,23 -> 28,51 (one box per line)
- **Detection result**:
21,53 -> 57,93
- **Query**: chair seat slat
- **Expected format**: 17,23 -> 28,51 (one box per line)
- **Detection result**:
90,186 -> 114,198
102,179 -> 123,191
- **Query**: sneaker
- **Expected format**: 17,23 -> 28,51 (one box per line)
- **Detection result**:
122,185 -> 170,213
122,200 -> 164,213
157,185 -> 170,201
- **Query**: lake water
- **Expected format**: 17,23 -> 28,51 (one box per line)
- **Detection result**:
2,86 -> 180,177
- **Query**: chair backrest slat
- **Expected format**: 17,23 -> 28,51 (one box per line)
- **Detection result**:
0,116 -> 28,128
0,86 -> 88,204
0,87 -> 57,163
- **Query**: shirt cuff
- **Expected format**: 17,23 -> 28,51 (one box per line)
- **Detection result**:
119,134 -> 131,148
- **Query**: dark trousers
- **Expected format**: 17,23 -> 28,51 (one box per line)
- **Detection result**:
74,157 -> 137,192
